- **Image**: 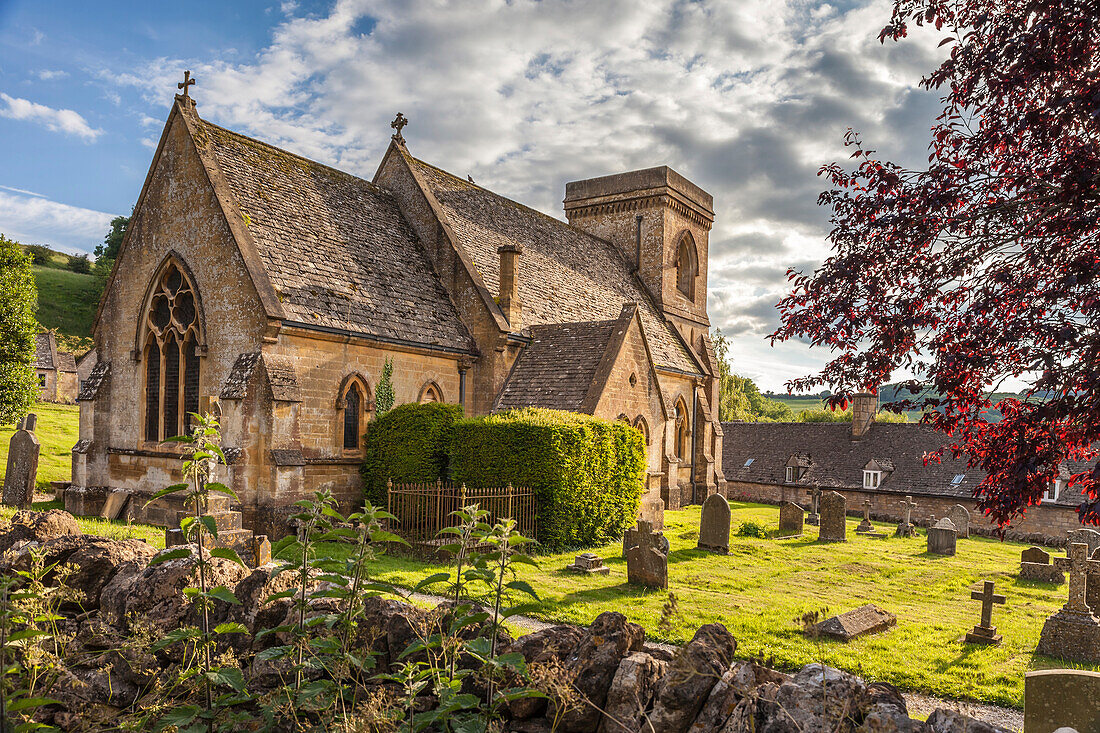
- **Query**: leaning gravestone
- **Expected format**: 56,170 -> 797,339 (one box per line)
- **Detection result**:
1068,528 -> 1100,558
807,604 -> 896,641
625,519 -> 668,589
927,517 -> 958,556
1020,546 -> 1065,584
2,414 -> 40,510
1025,669 -> 1100,733
778,501 -> 804,537
1037,543 -> 1100,663
697,493 -> 731,554
948,504 -> 971,539
818,491 -> 846,543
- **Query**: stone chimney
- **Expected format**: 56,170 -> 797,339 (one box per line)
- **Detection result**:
851,392 -> 877,440
497,243 -> 522,328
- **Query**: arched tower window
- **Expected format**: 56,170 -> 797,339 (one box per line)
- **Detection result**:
674,398 -> 691,460
337,374 -> 371,452
143,262 -> 202,442
675,233 -> 698,300
418,381 -> 444,404
343,383 -> 363,450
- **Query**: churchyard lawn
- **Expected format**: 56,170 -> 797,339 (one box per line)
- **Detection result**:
0,403 -> 80,492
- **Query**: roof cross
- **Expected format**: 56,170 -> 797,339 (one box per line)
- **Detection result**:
971,580 -> 1006,630
391,112 -> 408,145
178,70 -> 196,99
1054,542 -> 1100,614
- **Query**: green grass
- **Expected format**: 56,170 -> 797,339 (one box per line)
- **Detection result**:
0,499 -> 165,547
0,403 -> 80,491
32,265 -> 101,339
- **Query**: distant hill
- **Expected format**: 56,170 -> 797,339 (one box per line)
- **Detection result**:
18,243 -> 101,353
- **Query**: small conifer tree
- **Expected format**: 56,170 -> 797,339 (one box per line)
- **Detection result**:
375,357 -> 395,415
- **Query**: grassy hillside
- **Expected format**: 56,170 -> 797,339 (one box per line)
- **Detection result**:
0,403 -> 79,491
32,266 -> 100,344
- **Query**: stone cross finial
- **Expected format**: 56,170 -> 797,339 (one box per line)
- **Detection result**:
972,580 -> 1006,629
862,499 -> 872,521
391,112 -> 408,145
1054,542 -> 1100,614
899,496 -> 917,526
178,70 -> 196,99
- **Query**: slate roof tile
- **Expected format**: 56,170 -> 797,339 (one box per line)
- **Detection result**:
33,334 -> 54,370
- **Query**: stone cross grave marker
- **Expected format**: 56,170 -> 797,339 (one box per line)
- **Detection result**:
817,491 -> 846,543
895,496 -> 918,538
1067,528 -> 1100,558
625,519 -> 668,589
778,501 -> 804,537
805,487 -> 821,526
948,504 -> 971,539
927,517 -> 957,555
697,493 -> 731,554
964,580 -> 1006,645
1037,542 -> 1100,663
2,413 -> 39,509
855,499 -> 874,533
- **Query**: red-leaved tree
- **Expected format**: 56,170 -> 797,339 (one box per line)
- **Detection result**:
772,0 -> 1100,529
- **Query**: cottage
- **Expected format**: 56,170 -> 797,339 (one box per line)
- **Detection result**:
33,333 -> 78,403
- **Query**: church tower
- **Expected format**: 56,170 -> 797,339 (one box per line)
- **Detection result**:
563,166 -> 714,348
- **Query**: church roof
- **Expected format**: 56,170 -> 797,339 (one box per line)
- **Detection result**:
199,120 -> 476,355
404,155 -> 700,375
495,319 -> 619,412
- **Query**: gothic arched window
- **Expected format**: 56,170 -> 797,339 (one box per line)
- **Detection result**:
343,383 -> 363,450
633,416 -> 650,446
675,233 -> 698,300
418,381 -> 444,404
337,374 -> 371,452
143,262 -> 202,442
674,399 -> 691,461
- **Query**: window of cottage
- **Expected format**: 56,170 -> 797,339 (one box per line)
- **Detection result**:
343,383 -> 362,450
1044,480 -> 1062,502
143,263 -> 202,442
37,373 -> 46,388
863,470 -> 881,489
675,234 -> 698,299
785,466 -> 795,483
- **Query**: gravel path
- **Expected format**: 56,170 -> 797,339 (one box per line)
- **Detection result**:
408,592 -> 1022,731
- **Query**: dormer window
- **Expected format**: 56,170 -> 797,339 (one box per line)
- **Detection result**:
1045,480 -> 1062,502
863,470 -> 882,489
785,466 -> 795,483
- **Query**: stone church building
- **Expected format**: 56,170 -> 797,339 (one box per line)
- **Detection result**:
71,90 -> 725,534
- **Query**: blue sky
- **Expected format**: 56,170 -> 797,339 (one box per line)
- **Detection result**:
0,0 -> 946,392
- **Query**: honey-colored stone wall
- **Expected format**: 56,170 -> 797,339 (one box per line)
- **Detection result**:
593,317 -> 666,469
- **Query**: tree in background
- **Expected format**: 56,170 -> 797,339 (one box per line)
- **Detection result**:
796,407 -> 907,424
375,357 -> 395,415
94,215 -> 129,262
25,245 -> 50,266
713,329 -> 795,422
67,254 -> 91,274
773,0 -> 1100,528
0,235 -> 40,425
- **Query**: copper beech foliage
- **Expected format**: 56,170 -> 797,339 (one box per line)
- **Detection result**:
772,0 -> 1100,530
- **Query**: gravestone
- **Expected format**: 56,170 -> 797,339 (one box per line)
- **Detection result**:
896,496 -> 918,538
638,489 -> 665,532
818,491 -> 846,543
807,604 -> 896,641
99,489 -> 130,520
2,414 -> 40,509
625,519 -> 668,589
1037,542 -> 1100,663
1025,669 -> 1100,733
697,493 -> 731,554
1020,546 -> 1066,584
1087,547 -> 1100,614
805,487 -> 821,526
778,501 -> 804,537
855,499 -> 874,533
948,504 -> 971,539
253,535 -> 272,566
1068,528 -> 1100,558
566,552 -> 610,576
964,580 -> 1006,645
927,517 -> 958,556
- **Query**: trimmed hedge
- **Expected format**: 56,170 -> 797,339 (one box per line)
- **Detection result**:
360,402 -> 463,507
448,408 -> 646,549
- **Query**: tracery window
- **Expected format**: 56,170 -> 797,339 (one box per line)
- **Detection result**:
143,263 -> 201,442
675,233 -> 698,300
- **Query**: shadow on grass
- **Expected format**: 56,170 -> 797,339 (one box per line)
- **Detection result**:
913,550 -> 956,560
554,581 -> 668,607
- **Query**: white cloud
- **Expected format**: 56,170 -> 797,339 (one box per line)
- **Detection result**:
0,93 -> 102,140
100,0 -> 947,390
0,190 -> 116,254
36,70 -> 69,81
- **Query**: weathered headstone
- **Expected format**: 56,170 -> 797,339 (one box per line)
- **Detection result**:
253,535 -> 272,566
855,499 -> 874,533
1087,547 -> 1100,614
1025,669 -> 1100,733
818,491 -> 846,542
896,496 -> 918,538
1068,528 -> 1100,558
948,504 -> 971,539
927,517 -> 958,556
807,604 -> 896,641
778,501 -> 804,537
566,552 -> 610,576
965,580 -> 1006,645
99,489 -> 130,520
638,489 -> 665,532
625,519 -> 668,589
697,493 -> 731,554
1020,546 -> 1066,584
1037,543 -> 1100,663
805,487 -> 821,526
2,414 -> 40,509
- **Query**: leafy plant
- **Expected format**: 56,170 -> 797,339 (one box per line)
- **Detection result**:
0,235 -> 39,425
735,519 -> 769,538
375,358 -> 395,415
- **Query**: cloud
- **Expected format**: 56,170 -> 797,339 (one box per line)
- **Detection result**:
0,190 -> 116,254
97,0 -> 947,390
36,70 -> 69,81
0,93 -> 102,140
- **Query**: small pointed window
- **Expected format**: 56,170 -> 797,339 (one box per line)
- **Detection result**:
343,384 -> 362,450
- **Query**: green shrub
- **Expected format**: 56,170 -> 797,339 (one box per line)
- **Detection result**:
448,408 -> 645,549
795,407 -> 907,423
67,253 -> 91,274
360,401 -> 463,506
735,519 -> 769,538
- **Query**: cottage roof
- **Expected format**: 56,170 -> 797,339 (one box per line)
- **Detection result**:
33,334 -> 54,370
403,155 -> 700,375
198,120 -> 476,355
722,421 -> 1093,508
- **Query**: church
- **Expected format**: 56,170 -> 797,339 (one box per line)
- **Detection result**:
70,82 -> 725,534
